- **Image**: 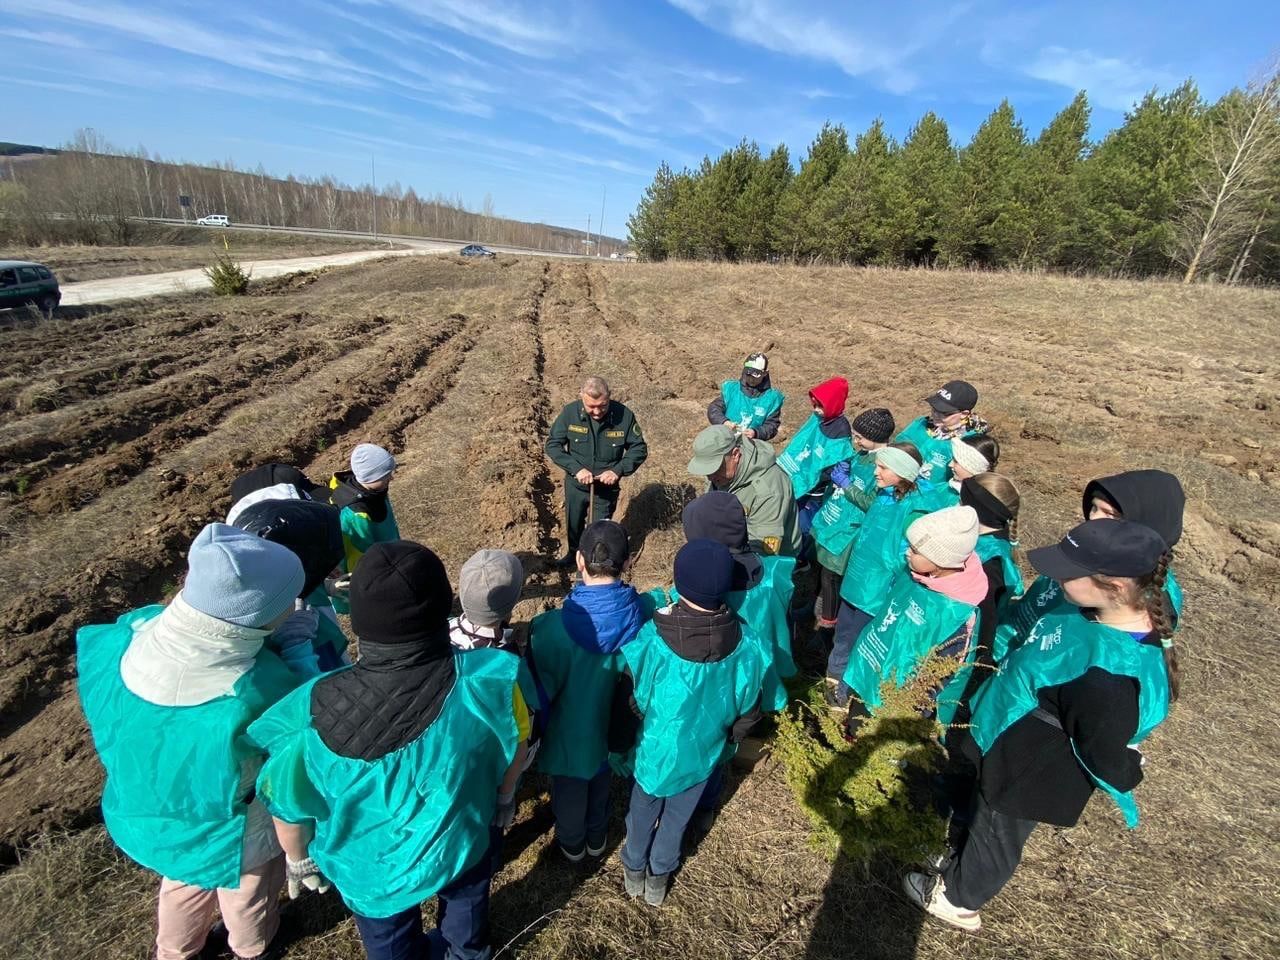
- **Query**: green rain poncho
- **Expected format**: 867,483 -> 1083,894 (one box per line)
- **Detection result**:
622,617 -> 766,797
720,380 -> 784,433
247,648 -> 520,919
77,606 -> 297,889
969,609 -> 1170,828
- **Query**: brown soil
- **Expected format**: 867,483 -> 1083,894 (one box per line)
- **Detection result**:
0,258 -> 1276,960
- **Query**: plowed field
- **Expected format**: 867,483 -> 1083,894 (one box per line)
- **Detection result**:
0,256 -> 1276,960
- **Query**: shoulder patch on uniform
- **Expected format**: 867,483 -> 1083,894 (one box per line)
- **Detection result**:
567,424 -> 589,434
632,423 -> 643,437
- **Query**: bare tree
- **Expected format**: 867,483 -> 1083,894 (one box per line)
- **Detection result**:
1177,59 -> 1280,282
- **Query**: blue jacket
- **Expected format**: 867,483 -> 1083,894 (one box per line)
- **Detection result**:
561,581 -> 646,654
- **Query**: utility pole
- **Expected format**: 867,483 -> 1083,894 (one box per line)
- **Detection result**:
371,154 -> 378,243
597,186 -> 606,257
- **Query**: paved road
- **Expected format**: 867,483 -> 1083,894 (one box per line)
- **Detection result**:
58,239 -> 586,307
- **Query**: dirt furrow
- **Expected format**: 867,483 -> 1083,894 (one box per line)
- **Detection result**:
7,316 -> 391,515
0,311 -> 474,861
1,310 -> 359,419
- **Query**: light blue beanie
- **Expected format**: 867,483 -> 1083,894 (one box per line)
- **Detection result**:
181,522 -> 305,627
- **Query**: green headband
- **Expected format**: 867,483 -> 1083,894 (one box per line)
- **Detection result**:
875,446 -> 920,482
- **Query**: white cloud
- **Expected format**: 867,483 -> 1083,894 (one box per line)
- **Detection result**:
0,27 -> 88,48
380,0 -> 568,58
0,74 -> 126,97
667,0 -> 923,90
1024,46 -> 1179,111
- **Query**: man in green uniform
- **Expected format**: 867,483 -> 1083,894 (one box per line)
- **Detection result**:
545,376 -> 648,566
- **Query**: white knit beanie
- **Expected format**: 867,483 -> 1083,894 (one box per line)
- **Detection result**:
907,506 -> 980,569
950,437 -> 990,476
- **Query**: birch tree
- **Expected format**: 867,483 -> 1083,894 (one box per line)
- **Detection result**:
1176,61 -> 1280,282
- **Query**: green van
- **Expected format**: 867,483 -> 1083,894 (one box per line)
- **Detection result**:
0,260 -> 61,317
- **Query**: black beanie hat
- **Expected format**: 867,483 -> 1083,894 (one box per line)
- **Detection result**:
674,539 -> 735,610
851,408 -> 896,444
232,499 -> 344,599
682,492 -> 763,590
350,541 -> 453,646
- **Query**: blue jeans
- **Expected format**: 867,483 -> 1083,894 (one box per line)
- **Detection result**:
696,764 -> 724,812
826,602 -> 874,703
621,777 -> 707,877
551,767 -> 611,851
352,827 -> 501,960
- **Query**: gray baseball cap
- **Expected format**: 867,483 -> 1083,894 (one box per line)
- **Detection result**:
687,425 -> 738,476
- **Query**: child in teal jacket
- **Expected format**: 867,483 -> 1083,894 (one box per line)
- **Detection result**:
609,540 -> 766,908
77,524 -> 305,960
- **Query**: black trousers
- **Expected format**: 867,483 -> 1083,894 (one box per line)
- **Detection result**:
942,790 -> 1038,911
563,477 -> 619,553
818,565 -> 842,622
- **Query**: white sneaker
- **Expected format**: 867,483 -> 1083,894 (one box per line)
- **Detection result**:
901,872 -> 982,931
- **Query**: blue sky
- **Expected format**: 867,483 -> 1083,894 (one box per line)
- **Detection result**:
1,1 -> 1276,235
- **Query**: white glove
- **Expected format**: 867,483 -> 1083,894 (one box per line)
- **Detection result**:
285,855 -> 331,899
492,791 -> 517,831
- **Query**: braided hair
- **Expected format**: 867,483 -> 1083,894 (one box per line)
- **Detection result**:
1139,550 -> 1180,702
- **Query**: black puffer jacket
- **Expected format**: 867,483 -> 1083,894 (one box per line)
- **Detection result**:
311,541 -> 456,761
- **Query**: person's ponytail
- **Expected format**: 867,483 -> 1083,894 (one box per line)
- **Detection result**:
1142,550 -> 1180,702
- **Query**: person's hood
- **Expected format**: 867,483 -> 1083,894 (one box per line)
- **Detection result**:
809,377 -> 849,421
229,463 -> 321,506
1082,470 -> 1185,547
120,593 -> 269,707
330,470 -> 390,523
232,499 -> 345,598
727,438 -> 777,492
653,600 -> 742,663
226,482 -> 308,526
562,580 -> 645,653
911,552 -> 988,606
731,552 -> 764,591
740,370 -> 774,396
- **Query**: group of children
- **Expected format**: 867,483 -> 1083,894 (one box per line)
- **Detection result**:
710,355 -> 1186,931
73,355 -> 1189,959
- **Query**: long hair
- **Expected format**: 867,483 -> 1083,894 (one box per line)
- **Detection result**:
1092,551 -> 1180,703
969,471 -> 1021,545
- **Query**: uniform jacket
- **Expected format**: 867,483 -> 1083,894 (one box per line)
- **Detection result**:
545,399 -> 648,479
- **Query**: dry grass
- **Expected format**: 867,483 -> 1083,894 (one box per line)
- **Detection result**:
0,257 -> 1276,959
0,226 -> 405,283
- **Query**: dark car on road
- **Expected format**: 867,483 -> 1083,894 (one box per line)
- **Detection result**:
0,260 -> 60,317
460,244 -> 496,258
